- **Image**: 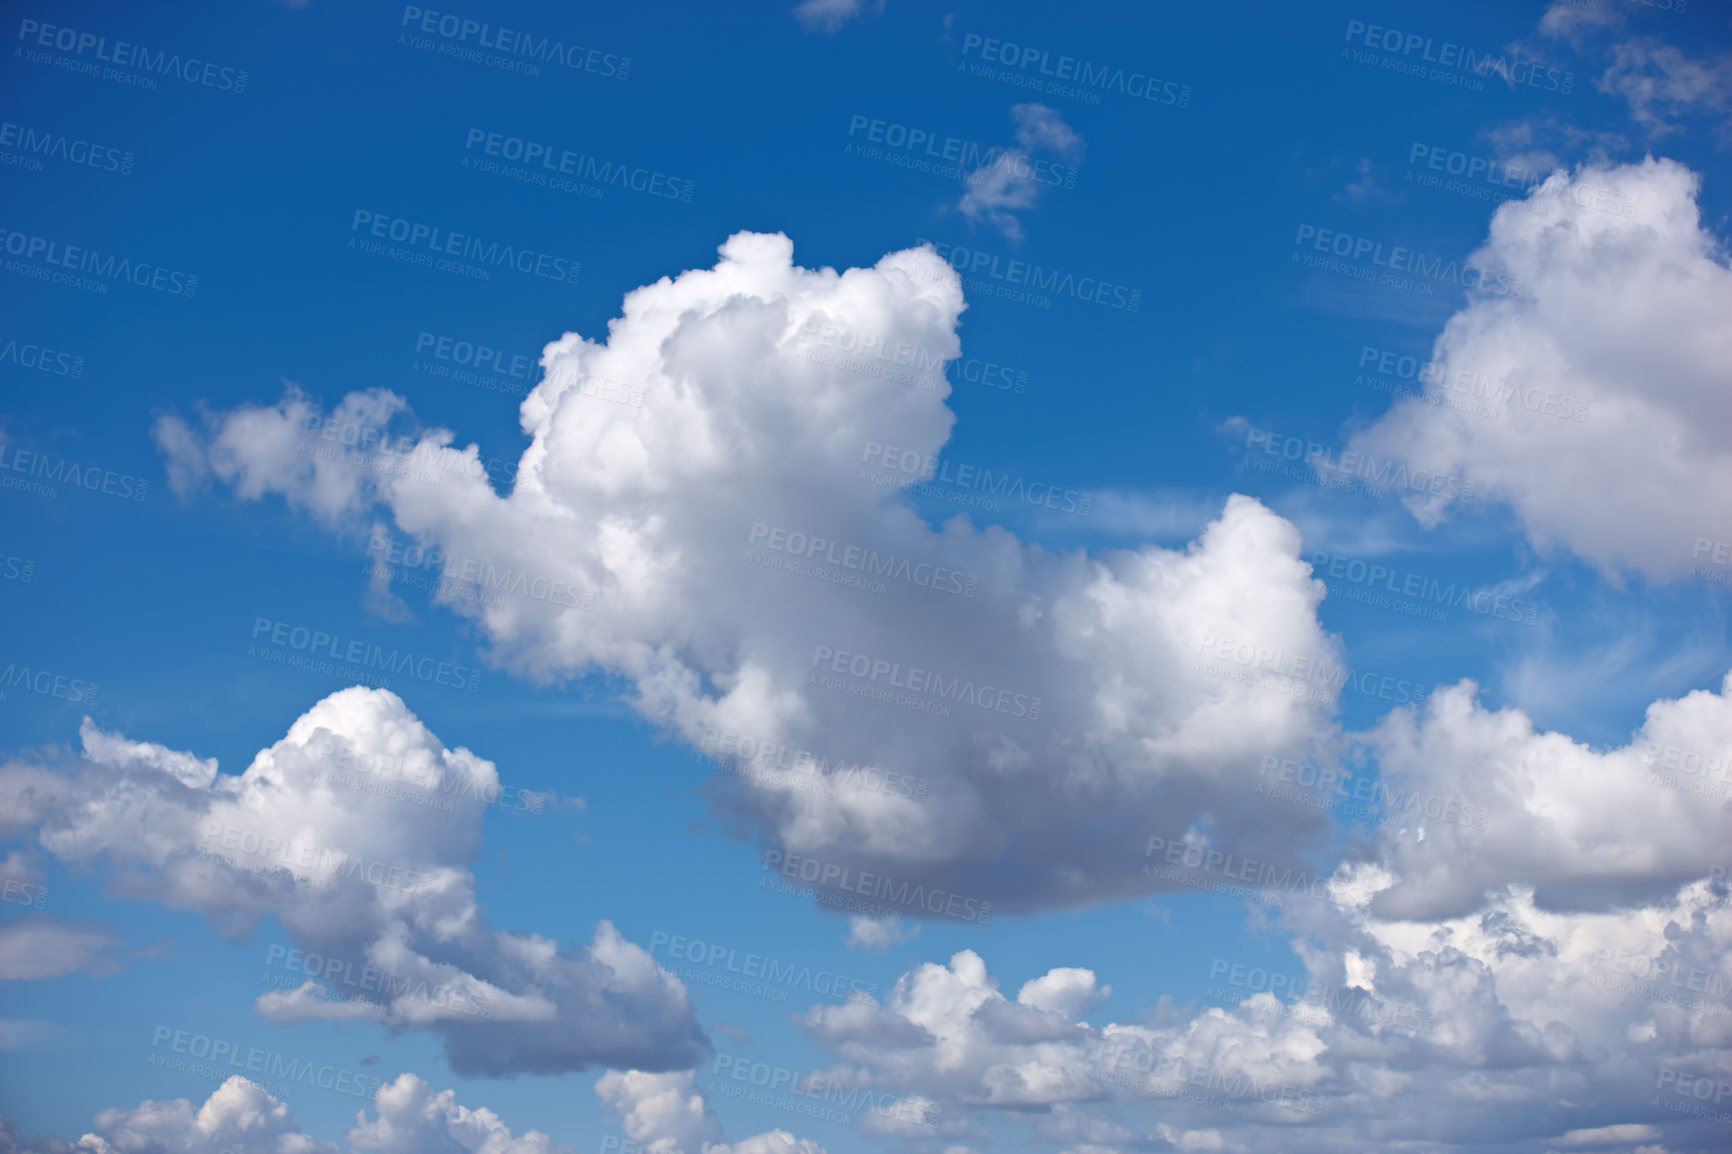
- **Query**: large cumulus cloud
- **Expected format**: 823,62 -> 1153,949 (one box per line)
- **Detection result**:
154,232 -> 1350,916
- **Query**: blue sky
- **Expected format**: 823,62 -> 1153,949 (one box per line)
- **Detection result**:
3,2 -> 1732,1152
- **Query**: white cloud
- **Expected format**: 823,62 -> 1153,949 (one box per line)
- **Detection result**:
0,689 -> 707,1076
958,104 -> 1085,242
1344,159 -> 1732,581
593,1069 -> 826,1154
347,1074 -> 572,1153
790,0 -> 882,35
844,915 -> 916,951
156,232 -> 1349,919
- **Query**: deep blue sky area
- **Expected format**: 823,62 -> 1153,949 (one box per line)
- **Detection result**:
3,2 -> 1731,1153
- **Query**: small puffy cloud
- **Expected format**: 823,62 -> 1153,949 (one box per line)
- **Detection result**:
593,1069 -> 824,1154
0,689 -> 707,1076
959,104 -> 1085,241
790,0 -> 882,34
844,915 -> 916,951
1345,159 -> 1732,581
346,1073 -> 573,1153
74,1075 -> 338,1154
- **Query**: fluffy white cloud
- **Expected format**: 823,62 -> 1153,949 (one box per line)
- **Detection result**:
957,104 -> 1085,241
1362,674 -> 1732,920
593,1069 -> 825,1154
0,1072 -> 577,1153
0,689 -> 706,1076
789,0 -> 881,35
1343,159 -> 1732,581
155,232 -> 1348,918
